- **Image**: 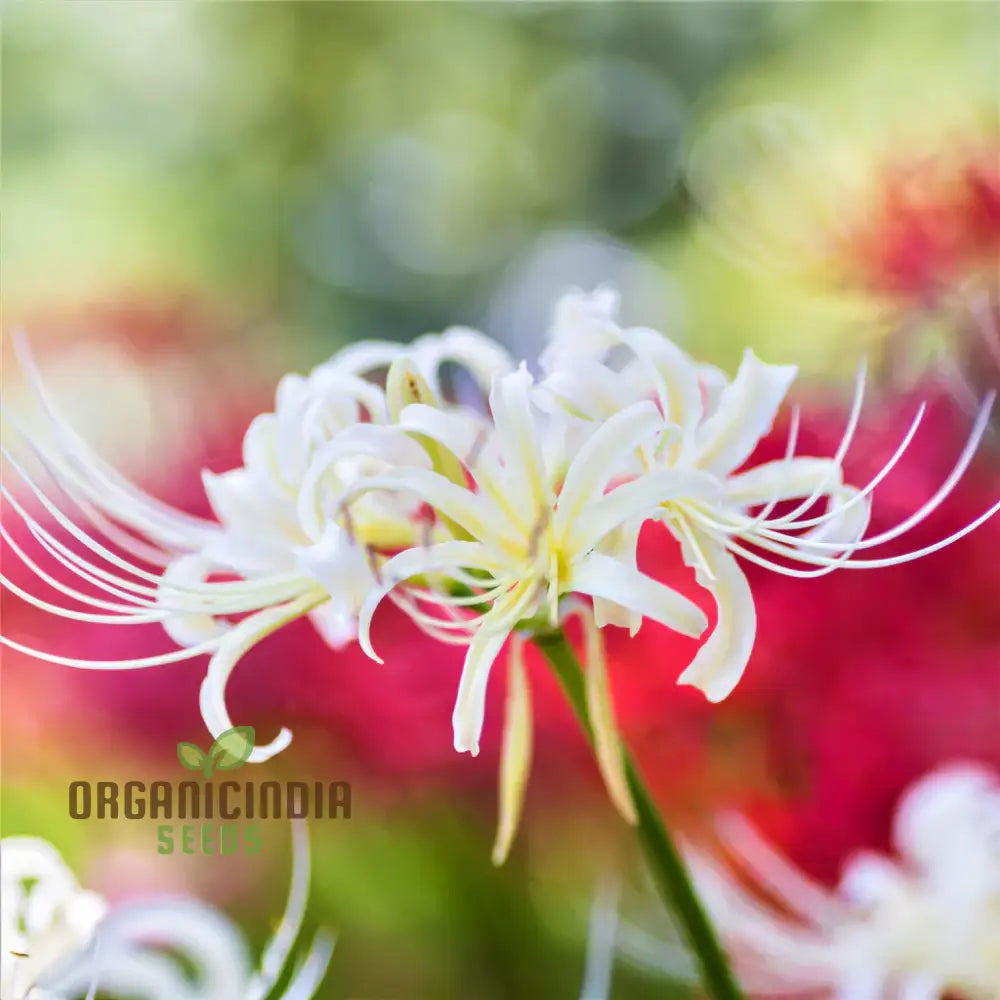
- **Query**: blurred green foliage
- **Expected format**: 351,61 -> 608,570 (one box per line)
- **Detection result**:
3,3 -> 797,355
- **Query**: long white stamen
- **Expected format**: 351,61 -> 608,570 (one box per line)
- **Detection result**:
2,469 -> 301,611
4,490 -> 300,619
755,400 -> 926,533
55,487 -> 175,568
761,391 -> 995,553
11,334 -> 215,536
670,509 -> 717,582
1,411 -> 184,565
2,405 -> 213,554
721,536 -> 858,579
0,461 -> 183,596
0,521 -> 159,614
276,932 -> 337,1000
762,360 -> 867,530
387,590 -> 483,635
0,632 -> 222,669
726,500 -> 1000,570
741,405 -> 802,534
2,488 -> 163,604
0,573 -> 168,624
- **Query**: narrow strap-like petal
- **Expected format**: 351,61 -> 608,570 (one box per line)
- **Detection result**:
674,527 -> 756,702
199,593 -> 324,763
694,349 -> 797,477
577,609 -> 637,826
452,583 -> 538,755
492,634 -> 533,865
553,401 -> 664,541
572,552 -> 708,640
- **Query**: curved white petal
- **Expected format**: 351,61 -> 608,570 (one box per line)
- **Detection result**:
199,593 -> 324,763
567,467 -> 720,556
536,359 -> 641,421
85,900 -> 250,1000
571,552 -> 708,640
295,426 -> 429,541
398,403 -> 488,461
488,366 -> 552,514
356,540 -> 505,662
453,625 -> 512,757
452,581 -> 539,756
591,521 -> 643,635
343,468 -> 513,547
412,325 -> 516,394
294,525 -> 377,648
159,556 -> 231,648
724,458 -> 843,507
694,349 -> 797,476
675,531 -> 756,702
324,340 -> 404,376
553,401 -> 664,540
305,367 -> 387,426
619,326 -> 704,444
201,470 -> 302,574
45,949 -> 197,1000
398,403 -> 504,495
803,486 -> 871,547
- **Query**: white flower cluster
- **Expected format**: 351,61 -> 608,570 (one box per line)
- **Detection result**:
0,825 -> 332,1000
3,288 -> 996,860
688,764 -> 1000,999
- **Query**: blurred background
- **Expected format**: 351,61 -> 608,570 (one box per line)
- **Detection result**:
2,3 -> 998,998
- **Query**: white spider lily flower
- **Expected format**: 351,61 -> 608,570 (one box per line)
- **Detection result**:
0,328 -> 507,761
352,364 -> 715,757
538,289 -> 1000,702
1,837 -> 107,1000
3,824 -> 333,1000
686,764 -> 1000,999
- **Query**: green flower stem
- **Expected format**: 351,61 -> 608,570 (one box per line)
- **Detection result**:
533,629 -> 743,1000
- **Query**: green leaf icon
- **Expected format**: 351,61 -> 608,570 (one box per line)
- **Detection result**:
207,726 -> 256,775
177,742 -> 208,772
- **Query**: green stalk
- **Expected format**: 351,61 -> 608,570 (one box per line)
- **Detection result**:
533,629 -> 743,1000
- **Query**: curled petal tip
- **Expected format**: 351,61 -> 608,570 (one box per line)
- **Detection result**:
675,669 -> 734,704
247,726 -> 294,764
453,735 -> 480,757
356,597 -> 386,664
